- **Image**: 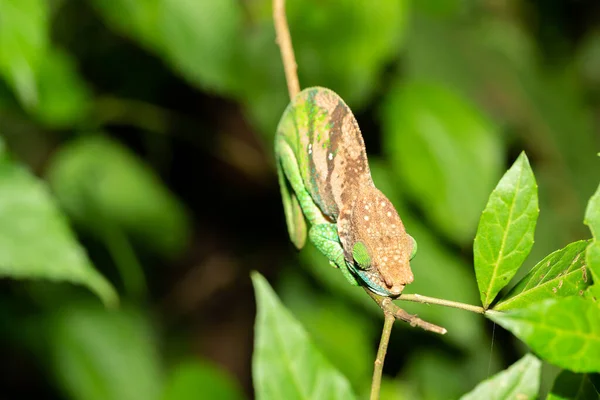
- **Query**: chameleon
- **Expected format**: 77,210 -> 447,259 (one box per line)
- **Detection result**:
275,86 -> 417,297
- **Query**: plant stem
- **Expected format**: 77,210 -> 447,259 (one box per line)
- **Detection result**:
370,311 -> 395,400
365,289 -> 447,335
397,293 -> 486,314
273,0 -> 300,99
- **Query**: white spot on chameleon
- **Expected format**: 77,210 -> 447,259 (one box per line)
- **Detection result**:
364,216 -> 369,221
328,153 -> 333,161
381,201 -> 386,207
308,144 -> 313,154
387,211 -> 392,217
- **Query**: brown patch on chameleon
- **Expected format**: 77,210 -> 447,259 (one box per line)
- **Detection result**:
275,87 -> 416,297
339,186 -> 414,296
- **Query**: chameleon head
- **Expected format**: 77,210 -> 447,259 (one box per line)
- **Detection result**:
346,187 -> 415,297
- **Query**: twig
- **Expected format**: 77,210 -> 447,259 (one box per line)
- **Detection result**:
398,293 -> 486,314
365,289 -> 447,335
273,0 -> 300,99
370,311 -> 394,400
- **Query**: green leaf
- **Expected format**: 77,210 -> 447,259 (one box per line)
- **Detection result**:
46,135 -> 189,258
459,354 -> 541,400
585,183 -> 600,299
0,0 -> 49,108
474,152 -> 539,308
50,303 -> 163,400
488,297 -> 600,373
251,272 -> 356,400
33,47 -> 91,127
278,270 -> 374,391
162,360 -> 245,400
0,1 -> 89,127
0,149 -> 117,307
382,80 -> 503,245
495,240 -> 592,311
159,0 -> 243,94
547,370 -> 600,400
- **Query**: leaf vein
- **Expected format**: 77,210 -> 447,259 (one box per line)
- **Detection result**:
484,164 -> 525,306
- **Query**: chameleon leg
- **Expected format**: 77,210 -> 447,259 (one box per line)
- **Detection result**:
276,154 -> 307,249
309,224 -> 359,286
275,138 -> 329,226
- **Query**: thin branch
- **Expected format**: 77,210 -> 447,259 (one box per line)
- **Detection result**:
397,293 -> 486,314
370,311 -> 394,400
365,289 -> 447,335
273,0 -> 300,99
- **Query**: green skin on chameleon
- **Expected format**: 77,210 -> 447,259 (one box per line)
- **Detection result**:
275,87 -> 417,297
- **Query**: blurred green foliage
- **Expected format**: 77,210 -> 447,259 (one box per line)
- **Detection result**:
382,81 -> 503,244
161,360 -> 245,400
0,136 -> 117,306
46,135 -> 190,259
49,303 -> 163,400
0,0 -> 599,399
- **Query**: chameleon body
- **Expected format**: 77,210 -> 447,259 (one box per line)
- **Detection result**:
275,87 -> 416,297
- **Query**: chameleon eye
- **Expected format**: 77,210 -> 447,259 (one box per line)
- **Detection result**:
352,241 -> 371,270
409,234 -> 417,261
